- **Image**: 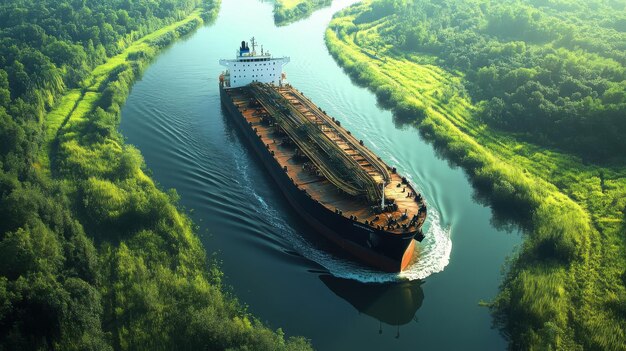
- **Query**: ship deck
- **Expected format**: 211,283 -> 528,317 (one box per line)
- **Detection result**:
224,84 -> 426,234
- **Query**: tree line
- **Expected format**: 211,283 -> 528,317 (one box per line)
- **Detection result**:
327,1 -> 626,349
356,0 -> 626,161
0,0 -> 312,350
273,0 -> 331,26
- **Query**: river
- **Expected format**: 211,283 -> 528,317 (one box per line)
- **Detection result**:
120,0 -> 520,349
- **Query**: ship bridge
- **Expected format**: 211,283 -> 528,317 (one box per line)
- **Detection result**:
219,37 -> 290,88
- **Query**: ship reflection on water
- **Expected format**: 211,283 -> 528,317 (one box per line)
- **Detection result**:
319,275 -> 424,338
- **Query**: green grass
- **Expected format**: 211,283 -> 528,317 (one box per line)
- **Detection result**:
273,0 -> 331,26
41,10 -> 203,168
42,89 -> 82,141
33,5 -> 313,349
86,12 -> 201,91
326,3 -> 626,349
40,12 -> 206,182
277,0 -> 304,10
70,92 -> 99,123
36,89 -> 82,171
37,10 -> 200,172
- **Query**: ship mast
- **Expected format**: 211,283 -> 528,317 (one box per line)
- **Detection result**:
250,37 -> 257,55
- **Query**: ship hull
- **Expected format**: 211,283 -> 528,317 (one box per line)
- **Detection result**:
220,86 -> 419,272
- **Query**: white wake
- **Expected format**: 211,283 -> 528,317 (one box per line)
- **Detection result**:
231,140 -> 452,283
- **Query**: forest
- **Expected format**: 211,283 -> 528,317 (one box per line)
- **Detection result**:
347,0 -> 626,161
326,0 -> 626,350
0,0 -> 312,349
273,0 -> 331,26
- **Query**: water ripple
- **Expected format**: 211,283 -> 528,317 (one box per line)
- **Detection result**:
231,133 -> 452,283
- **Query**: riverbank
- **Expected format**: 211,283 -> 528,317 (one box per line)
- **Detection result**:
37,4 -> 312,350
38,10 -> 207,173
274,0 -> 331,26
326,2 -> 626,350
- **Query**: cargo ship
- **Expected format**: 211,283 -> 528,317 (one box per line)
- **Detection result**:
219,38 -> 426,272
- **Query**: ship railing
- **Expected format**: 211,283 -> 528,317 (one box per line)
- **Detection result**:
250,83 -> 383,204
251,83 -> 362,196
286,87 -> 391,184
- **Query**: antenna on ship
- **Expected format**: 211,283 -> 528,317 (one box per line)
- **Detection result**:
250,36 -> 257,55
261,45 -> 264,55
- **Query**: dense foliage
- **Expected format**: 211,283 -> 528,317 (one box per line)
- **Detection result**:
273,0 -> 331,26
352,0 -> 626,160
327,1 -> 626,350
0,0 -> 312,350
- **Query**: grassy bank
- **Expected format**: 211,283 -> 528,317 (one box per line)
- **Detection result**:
19,4 -> 312,350
273,0 -> 331,26
326,2 -> 626,350
37,11 -> 206,174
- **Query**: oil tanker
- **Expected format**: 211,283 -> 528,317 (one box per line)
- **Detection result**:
219,38 -> 426,272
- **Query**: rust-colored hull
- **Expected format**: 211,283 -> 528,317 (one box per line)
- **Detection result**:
219,84 -> 425,272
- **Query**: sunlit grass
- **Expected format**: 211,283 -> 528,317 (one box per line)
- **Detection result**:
86,12 -> 201,91
43,89 -> 81,140
326,4 -> 626,349
71,92 -> 99,124
274,0 -> 331,26
35,89 -> 82,172
277,0 -> 304,10
40,11 -> 204,176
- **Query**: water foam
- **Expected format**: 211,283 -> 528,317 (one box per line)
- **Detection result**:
230,139 -> 452,283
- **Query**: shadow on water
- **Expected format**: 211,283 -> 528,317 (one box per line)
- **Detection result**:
319,274 -> 424,338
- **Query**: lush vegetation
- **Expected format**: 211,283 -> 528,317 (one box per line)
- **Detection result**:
0,0 -> 312,350
273,0 -> 331,26
342,0 -> 626,161
326,0 -> 626,350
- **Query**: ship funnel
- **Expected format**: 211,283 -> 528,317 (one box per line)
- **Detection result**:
239,40 -> 250,56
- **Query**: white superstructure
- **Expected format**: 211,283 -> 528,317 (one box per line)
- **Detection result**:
219,37 -> 290,88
